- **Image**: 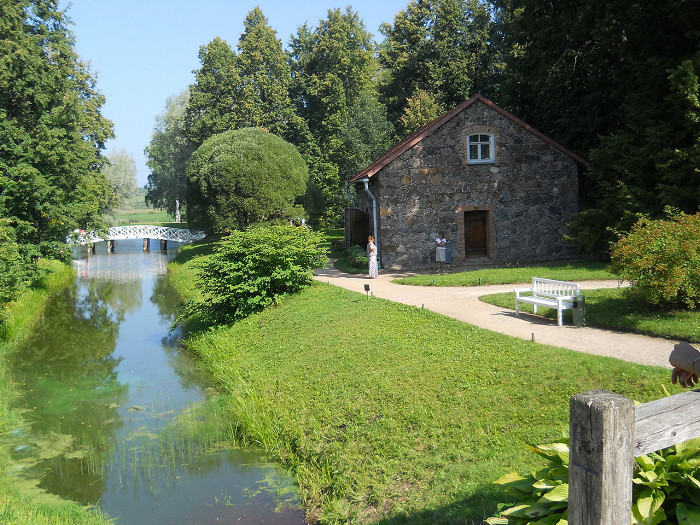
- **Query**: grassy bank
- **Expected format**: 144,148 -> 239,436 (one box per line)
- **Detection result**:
170,243 -> 675,524
0,261 -> 112,525
480,288 -> 700,342
393,261 -> 616,287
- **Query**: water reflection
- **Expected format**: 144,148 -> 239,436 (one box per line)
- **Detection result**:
2,240 -> 303,524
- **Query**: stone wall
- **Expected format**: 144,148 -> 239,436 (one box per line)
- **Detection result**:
354,99 -> 580,270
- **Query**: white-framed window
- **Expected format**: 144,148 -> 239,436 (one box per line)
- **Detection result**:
467,133 -> 494,164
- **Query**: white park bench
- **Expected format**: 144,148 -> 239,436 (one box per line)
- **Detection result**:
514,277 -> 581,326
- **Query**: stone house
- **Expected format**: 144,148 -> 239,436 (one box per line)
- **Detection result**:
345,94 -> 587,270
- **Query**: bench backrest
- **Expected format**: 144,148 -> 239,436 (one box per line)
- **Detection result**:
531,277 -> 580,298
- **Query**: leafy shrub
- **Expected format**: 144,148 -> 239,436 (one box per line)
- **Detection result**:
487,435 -> 700,524
610,211 -> 700,309
186,127 -> 309,232
344,245 -> 368,269
0,221 -> 35,305
330,239 -> 345,255
176,224 -> 328,326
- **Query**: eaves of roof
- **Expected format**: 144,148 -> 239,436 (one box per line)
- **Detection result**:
348,93 -> 588,184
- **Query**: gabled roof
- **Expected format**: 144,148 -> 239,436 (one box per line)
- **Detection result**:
349,93 -> 588,183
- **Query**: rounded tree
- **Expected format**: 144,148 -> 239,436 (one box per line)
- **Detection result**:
186,127 -> 309,232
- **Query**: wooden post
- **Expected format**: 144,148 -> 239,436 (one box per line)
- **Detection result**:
160,239 -> 167,251
143,238 -> 150,251
569,390 -> 635,524
107,240 -> 115,253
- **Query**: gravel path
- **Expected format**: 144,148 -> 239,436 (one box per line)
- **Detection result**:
313,266 -> 677,369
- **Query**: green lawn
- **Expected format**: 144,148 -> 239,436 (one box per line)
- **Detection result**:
171,242 -> 677,524
393,261 -> 616,287
109,207 -> 173,225
480,287 -> 700,342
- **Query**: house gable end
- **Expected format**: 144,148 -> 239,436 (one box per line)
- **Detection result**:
349,94 -> 587,184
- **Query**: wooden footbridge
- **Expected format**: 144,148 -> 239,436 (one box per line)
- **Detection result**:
69,225 -> 206,252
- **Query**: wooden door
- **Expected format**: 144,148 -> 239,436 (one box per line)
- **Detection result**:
344,208 -> 370,248
464,211 -> 488,257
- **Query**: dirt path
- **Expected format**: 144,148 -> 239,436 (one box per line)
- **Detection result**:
313,266 -> 677,369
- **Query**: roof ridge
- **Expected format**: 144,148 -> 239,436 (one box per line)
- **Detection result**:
348,94 -> 586,184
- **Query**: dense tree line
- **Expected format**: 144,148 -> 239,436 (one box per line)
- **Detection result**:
0,0 -> 115,306
147,0 -> 698,252
495,0 -> 700,253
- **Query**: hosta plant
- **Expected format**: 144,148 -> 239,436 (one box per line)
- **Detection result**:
487,435 -> 700,524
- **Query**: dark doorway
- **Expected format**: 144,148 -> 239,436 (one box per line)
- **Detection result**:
464,210 -> 488,257
345,208 -> 370,248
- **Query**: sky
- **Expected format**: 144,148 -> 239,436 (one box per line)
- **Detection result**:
59,0 -> 411,187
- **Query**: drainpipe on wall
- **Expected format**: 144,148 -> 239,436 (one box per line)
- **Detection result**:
359,178 -> 379,267
344,183 -> 356,207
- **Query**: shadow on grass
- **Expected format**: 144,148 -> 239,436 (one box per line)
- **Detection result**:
481,287 -> 699,342
374,485 -> 508,525
584,289 -> 699,341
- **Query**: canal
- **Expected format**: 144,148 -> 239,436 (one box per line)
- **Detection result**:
2,240 -> 304,524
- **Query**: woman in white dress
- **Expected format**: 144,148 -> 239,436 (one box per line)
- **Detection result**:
367,235 -> 378,278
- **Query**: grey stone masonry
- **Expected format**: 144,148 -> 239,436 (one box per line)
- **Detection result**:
353,99 -> 580,270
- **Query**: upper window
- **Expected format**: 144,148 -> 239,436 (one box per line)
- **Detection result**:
467,134 -> 494,164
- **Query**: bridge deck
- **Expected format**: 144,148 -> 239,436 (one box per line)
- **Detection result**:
69,225 -> 206,245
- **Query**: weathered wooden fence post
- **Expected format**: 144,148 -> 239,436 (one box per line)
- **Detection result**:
569,390 -> 635,524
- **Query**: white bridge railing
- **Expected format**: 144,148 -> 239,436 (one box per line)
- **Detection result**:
69,225 -> 206,245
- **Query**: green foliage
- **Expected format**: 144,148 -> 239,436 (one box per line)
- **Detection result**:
486,437 -> 570,524
496,0 -> 700,254
398,88 -> 446,135
289,7 -> 379,224
338,91 -> 395,179
344,245 -> 368,269
185,127 -> 309,232
610,212 -> 700,310
185,9 -> 306,147
185,37 -> 239,146
177,225 -> 328,325
236,7 -> 294,136
488,435 -> 700,525
102,148 -> 137,212
379,0 -> 500,127
0,0 -> 113,266
0,221 -> 35,306
145,89 -> 193,222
